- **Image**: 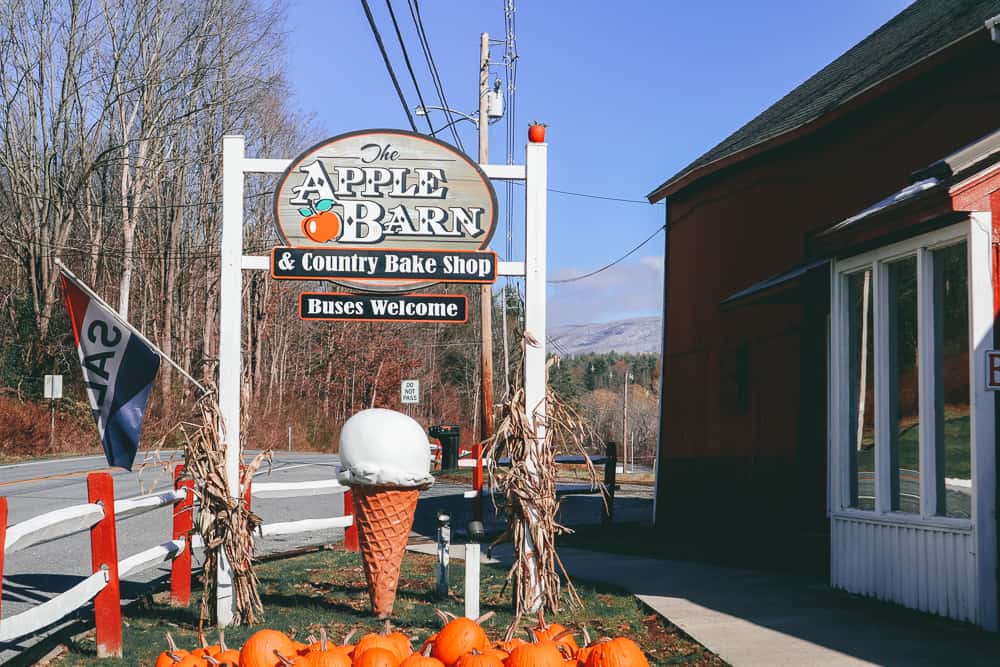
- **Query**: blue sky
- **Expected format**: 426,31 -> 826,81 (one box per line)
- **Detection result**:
283,1 -> 912,326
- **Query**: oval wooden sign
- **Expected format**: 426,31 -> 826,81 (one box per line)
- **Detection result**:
273,129 -> 498,292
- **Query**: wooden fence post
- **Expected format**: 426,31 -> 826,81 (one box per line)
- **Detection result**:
88,472 -> 122,658
0,496 -> 6,618
343,489 -> 359,552
171,465 -> 194,607
602,442 -> 617,526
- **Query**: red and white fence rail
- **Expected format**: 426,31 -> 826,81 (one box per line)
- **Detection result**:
0,465 -> 357,659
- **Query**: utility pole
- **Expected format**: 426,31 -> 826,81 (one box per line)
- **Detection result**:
478,31 -> 495,450
622,368 -> 632,473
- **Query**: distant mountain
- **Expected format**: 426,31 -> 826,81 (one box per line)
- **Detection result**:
548,316 -> 661,356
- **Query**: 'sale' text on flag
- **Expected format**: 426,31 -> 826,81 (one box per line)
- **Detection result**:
60,272 -> 160,470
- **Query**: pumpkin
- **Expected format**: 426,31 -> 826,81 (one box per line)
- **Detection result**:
205,632 -> 241,667
156,632 -> 189,667
241,629 -> 298,667
430,611 -> 494,666
299,629 -> 354,667
532,612 -> 578,655
399,644 -> 445,667
505,641 -> 565,667
191,628 -> 223,659
454,649 -> 503,667
582,639 -> 648,667
353,646 -> 401,667
157,652 -> 186,667
174,655 -> 210,667
528,122 -> 547,143
303,650 -> 354,667
574,628 -> 597,666
206,651 -> 241,667
492,638 -> 525,658
418,634 -> 438,657
307,629 -> 357,658
355,623 -> 411,664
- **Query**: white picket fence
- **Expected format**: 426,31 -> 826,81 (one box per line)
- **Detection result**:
0,467 -> 355,658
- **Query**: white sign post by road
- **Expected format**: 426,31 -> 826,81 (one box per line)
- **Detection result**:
401,380 -> 420,404
44,374 -> 62,452
44,374 -> 63,399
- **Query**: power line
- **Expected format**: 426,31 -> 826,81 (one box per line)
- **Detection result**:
511,180 -> 664,205
407,0 -> 466,152
548,224 -> 665,284
384,0 -> 435,135
360,0 -> 419,133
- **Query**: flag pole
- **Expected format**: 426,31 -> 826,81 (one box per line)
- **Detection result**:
54,258 -> 211,397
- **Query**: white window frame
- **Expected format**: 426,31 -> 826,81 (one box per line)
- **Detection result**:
830,218 -> 989,531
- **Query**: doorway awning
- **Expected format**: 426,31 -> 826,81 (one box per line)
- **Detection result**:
720,259 -> 830,308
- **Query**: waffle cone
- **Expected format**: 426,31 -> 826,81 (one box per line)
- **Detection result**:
351,485 -> 420,618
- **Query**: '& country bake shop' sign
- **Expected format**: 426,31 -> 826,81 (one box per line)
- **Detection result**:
272,129 -> 498,294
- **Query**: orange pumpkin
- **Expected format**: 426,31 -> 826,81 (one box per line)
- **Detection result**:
532,613 -> 579,656
430,611 -> 493,666
492,638 -> 525,658
206,650 -> 241,667
156,632 -> 189,667
298,629 -> 355,667
174,655 -> 210,667
399,645 -> 445,667
156,652 -> 186,667
353,646 -> 401,667
505,641 -> 564,667
241,629 -> 298,667
303,650 -> 354,667
355,625 -> 411,664
454,649 -> 503,667
582,639 -> 648,667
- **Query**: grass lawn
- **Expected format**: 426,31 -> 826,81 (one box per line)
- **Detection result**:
54,546 -> 724,666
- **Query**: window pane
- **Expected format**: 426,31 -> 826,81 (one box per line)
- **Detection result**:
847,269 -> 875,510
934,242 -> 971,518
887,257 -> 919,513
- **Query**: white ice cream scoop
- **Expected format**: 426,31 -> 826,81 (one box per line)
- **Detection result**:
337,408 -> 435,487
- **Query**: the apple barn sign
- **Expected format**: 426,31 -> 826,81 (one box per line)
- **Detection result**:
271,129 -> 498,322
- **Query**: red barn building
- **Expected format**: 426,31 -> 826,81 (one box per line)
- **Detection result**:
648,0 -> 1000,628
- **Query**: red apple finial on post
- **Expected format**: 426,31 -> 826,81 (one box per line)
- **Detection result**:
528,121 -> 547,143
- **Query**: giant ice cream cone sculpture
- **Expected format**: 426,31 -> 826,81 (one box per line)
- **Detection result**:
338,409 -> 433,618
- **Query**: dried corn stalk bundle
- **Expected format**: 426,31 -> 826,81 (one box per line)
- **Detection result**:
155,393 -> 270,626
486,349 -> 601,636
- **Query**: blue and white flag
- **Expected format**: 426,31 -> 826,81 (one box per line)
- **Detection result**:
60,271 -> 160,470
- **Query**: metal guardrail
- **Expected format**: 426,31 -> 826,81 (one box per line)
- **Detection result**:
465,442 -> 619,524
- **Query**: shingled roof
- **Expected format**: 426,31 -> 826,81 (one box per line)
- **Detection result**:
647,0 -> 1000,202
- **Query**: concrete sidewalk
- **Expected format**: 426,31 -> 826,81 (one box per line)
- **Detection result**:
415,542 -> 1000,666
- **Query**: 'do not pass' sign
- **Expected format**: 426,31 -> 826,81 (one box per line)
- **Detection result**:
272,129 -> 498,295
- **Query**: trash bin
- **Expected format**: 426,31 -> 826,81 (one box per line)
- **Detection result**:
429,424 -> 460,471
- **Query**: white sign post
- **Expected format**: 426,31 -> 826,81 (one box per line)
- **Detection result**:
44,374 -> 63,399
401,380 -> 420,404
44,374 -> 62,452
217,135 -> 545,625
